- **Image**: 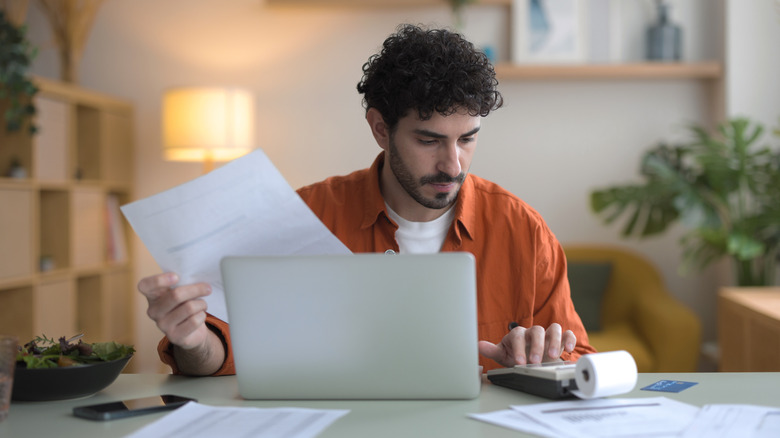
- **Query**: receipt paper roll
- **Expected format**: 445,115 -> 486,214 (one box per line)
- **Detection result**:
571,350 -> 638,399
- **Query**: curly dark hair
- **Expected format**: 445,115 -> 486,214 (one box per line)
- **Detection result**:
357,23 -> 503,130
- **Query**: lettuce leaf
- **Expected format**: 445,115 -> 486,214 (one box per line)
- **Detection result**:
16,335 -> 135,369
90,341 -> 135,362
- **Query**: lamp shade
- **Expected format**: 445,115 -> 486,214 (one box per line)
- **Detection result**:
162,87 -> 255,163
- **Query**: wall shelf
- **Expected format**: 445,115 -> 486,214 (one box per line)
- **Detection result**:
266,0 -> 510,7
264,1 -> 721,82
495,61 -> 723,80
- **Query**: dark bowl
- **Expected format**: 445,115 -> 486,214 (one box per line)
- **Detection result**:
11,354 -> 132,401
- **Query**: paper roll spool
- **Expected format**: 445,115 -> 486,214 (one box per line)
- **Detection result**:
571,350 -> 638,399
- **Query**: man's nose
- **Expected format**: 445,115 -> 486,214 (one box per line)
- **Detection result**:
437,142 -> 461,177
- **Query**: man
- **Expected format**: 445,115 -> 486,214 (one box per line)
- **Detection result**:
138,24 -> 596,377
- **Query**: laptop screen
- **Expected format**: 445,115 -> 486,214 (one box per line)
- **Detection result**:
221,252 -> 480,400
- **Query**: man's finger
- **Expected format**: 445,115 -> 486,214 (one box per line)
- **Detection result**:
137,272 -> 179,300
506,326 -> 527,365
477,340 -> 501,361
562,330 -> 576,353
166,310 -> 209,349
157,297 -> 209,333
524,325 -> 545,364
146,283 -> 212,323
545,323 -> 563,359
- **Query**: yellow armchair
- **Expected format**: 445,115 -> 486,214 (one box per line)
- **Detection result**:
564,245 -> 701,372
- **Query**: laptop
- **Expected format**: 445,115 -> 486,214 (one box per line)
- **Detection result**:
220,252 -> 480,400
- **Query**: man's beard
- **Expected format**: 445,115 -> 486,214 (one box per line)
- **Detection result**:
388,136 -> 466,210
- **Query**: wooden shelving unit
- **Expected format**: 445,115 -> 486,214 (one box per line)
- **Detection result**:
0,76 -> 135,351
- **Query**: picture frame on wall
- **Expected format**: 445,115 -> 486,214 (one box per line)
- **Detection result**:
511,0 -> 587,64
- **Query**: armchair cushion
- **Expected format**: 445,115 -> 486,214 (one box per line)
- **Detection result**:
567,262 -> 612,332
564,245 -> 701,372
586,323 -> 655,372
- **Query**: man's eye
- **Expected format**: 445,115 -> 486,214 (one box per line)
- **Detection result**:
418,139 -> 437,145
460,136 -> 475,143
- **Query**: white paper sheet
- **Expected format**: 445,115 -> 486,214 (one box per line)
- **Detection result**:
679,404 -> 780,438
513,397 -> 700,438
471,397 -> 699,438
469,409 -> 561,438
124,402 -> 349,438
121,149 -> 351,322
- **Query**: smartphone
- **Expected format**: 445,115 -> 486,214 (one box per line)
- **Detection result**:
73,394 -> 196,421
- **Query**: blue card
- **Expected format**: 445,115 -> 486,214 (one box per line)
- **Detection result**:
641,380 -> 698,393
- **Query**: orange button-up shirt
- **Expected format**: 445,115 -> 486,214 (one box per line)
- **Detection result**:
158,153 -> 595,375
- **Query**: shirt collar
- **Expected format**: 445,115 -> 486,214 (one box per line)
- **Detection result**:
360,152 -> 476,243
453,172 -> 476,243
360,153 -> 391,230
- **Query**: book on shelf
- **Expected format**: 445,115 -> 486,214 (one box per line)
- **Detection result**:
105,194 -> 128,263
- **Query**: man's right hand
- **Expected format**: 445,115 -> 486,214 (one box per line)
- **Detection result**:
137,273 -> 224,375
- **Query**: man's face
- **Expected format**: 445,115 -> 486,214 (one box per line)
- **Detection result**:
381,109 -> 480,220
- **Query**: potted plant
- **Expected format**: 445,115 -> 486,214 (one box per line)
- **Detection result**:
0,9 -> 38,135
590,118 -> 780,286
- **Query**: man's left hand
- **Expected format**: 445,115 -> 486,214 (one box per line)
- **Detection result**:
478,323 -> 576,367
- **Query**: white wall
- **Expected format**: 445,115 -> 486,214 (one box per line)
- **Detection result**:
726,0 -> 780,127
21,0 -> 775,373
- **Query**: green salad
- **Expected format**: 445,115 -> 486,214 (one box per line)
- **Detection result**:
16,334 -> 135,369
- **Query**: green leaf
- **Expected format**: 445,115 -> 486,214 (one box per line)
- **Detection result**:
679,228 -> 728,273
15,354 -> 59,368
91,341 -> 136,362
727,234 -> 765,260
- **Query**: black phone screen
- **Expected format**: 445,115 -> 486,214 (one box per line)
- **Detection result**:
73,394 -> 196,421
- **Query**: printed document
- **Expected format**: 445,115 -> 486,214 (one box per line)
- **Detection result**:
470,396 -> 699,438
121,149 -> 351,322
124,402 -> 349,438
680,404 -> 780,438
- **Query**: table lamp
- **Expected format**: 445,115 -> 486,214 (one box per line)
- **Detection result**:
162,87 -> 255,173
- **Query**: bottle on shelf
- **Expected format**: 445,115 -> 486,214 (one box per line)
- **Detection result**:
646,0 -> 682,61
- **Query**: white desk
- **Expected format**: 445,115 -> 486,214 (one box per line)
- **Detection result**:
3,372 -> 779,437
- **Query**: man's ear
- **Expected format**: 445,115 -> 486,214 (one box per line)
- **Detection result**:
366,108 -> 390,151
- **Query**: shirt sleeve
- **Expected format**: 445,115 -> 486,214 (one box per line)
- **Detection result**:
534,231 -> 598,362
157,313 -> 236,376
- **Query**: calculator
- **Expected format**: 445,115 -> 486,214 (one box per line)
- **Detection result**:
486,361 -> 578,399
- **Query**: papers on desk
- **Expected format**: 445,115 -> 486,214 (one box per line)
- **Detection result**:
121,149 -> 351,322
471,397 -> 780,438
124,402 -> 349,438
471,397 -> 698,438
680,404 -> 780,438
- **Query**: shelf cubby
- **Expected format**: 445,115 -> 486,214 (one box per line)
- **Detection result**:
36,275 -> 77,337
33,96 -> 72,183
39,189 -> 71,272
0,285 -> 34,341
71,186 -> 105,269
75,274 -> 102,343
0,186 -> 35,280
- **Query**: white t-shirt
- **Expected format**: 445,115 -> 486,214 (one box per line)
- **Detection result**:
384,202 -> 455,254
